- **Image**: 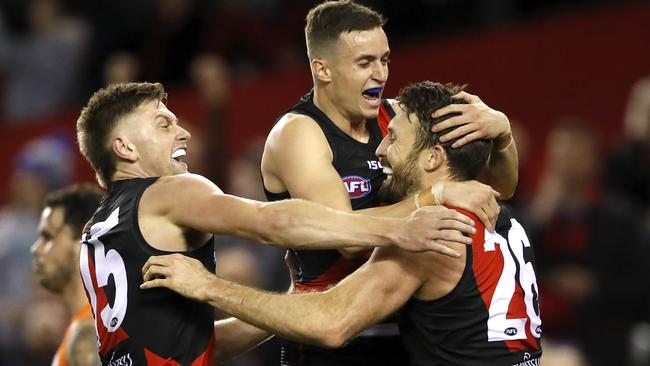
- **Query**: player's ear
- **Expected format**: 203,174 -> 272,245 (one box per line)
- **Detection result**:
424,145 -> 446,172
112,137 -> 138,163
311,58 -> 331,83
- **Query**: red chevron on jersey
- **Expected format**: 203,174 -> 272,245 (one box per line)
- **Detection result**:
144,333 -> 215,366
84,249 -> 129,357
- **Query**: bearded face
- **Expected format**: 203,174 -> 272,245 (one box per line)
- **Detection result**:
378,149 -> 422,204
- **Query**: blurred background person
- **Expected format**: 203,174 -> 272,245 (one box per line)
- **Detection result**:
30,183 -> 103,366
0,0 -> 89,122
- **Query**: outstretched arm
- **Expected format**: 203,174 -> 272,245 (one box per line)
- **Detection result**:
361,180 -> 500,231
151,174 -> 475,256
141,247 -> 426,348
429,91 -> 519,199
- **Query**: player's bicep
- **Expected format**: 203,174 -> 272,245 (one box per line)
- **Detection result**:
266,115 -> 352,211
157,175 -> 268,238
332,248 -> 425,336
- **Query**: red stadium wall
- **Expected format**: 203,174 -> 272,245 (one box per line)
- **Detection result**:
1,1 -> 649,203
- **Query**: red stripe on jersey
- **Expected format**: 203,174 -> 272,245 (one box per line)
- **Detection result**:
293,251 -> 371,293
85,249 -> 129,357
377,102 -> 392,137
468,208 -> 539,352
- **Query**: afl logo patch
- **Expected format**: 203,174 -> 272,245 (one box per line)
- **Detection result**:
342,176 -> 371,199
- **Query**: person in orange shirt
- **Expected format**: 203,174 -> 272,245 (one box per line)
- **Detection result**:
31,184 -> 103,366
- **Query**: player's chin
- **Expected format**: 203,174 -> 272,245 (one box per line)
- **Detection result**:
359,104 -> 380,120
172,161 -> 188,174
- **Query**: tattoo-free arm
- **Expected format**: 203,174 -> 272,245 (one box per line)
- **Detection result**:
141,248 -> 426,348
151,174 -> 475,255
213,318 -> 272,362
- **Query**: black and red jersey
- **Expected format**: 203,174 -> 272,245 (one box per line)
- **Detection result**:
264,90 -> 394,292
79,177 -> 216,366
266,91 -> 404,366
399,205 -> 543,366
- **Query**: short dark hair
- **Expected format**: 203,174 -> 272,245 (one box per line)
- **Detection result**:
45,183 -> 103,239
76,82 -> 166,184
397,81 -> 492,181
305,0 -> 385,59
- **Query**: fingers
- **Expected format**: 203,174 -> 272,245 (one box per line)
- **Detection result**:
438,217 -> 476,236
433,229 -> 473,246
428,243 -> 461,258
431,104 -> 469,122
450,131 -> 484,148
446,209 -> 475,227
452,91 -> 482,104
140,278 -> 166,290
142,264 -> 171,282
141,254 -> 175,275
437,121 -> 474,141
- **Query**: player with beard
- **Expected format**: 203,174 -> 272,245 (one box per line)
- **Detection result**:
31,184 -> 103,366
142,81 -> 541,366
76,81 -> 477,366
261,2 -> 517,364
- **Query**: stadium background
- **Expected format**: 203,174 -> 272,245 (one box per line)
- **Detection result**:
0,0 -> 649,365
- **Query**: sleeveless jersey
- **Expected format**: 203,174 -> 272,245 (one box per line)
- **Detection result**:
399,205 -> 543,366
265,91 -> 394,292
79,178 -> 216,366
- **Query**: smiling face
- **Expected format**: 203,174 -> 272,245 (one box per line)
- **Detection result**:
376,108 -> 424,203
31,206 -> 77,293
113,99 -> 191,178
322,27 -> 390,121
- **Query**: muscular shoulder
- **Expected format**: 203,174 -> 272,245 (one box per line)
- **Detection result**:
263,113 -> 333,178
142,174 -> 223,215
268,113 -> 330,152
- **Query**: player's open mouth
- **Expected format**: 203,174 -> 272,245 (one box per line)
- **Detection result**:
172,148 -> 186,163
362,87 -> 383,104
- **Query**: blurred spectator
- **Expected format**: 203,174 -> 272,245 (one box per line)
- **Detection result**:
137,0 -> 205,85
529,119 -> 649,365
0,0 -> 89,121
103,51 -> 141,85
592,76 -> 650,366
189,53 -> 231,187
527,119 -> 600,352
0,134 -> 74,365
603,76 -> 650,225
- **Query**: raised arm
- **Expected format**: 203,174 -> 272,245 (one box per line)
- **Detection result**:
428,92 -> 519,199
151,173 -> 475,255
141,247 -> 427,348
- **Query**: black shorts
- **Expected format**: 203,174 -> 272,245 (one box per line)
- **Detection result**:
280,335 -> 408,366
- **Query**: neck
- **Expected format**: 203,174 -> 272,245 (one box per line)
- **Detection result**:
421,170 -> 454,193
112,165 -> 154,181
60,276 -> 89,314
313,87 -> 368,141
